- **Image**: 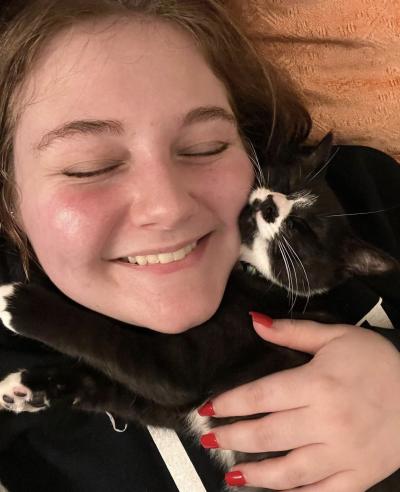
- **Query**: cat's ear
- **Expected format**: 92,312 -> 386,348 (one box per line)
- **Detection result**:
342,237 -> 399,276
303,132 -> 334,180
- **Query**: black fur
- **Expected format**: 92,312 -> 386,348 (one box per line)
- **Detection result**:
1,135 -> 399,491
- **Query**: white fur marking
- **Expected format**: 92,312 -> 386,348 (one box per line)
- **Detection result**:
0,284 -> 18,333
186,410 -> 235,469
0,371 -> 45,414
249,188 -> 292,242
241,234 -> 273,281
291,192 -> 317,208
241,188 -> 325,295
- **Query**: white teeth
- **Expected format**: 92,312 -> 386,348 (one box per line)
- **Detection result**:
124,241 -> 197,266
158,253 -> 174,264
135,256 -> 148,266
173,249 -> 186,261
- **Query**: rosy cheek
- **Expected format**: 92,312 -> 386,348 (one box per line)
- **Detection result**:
23,187 -> 113,263
52,205 -> 88,237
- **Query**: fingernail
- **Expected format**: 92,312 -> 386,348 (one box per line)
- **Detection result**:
225,470 -> 246,487
249,311 -> 273,327
200,432 -> 219,449
198,401 -> 215,416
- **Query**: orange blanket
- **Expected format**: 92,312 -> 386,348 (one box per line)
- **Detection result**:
231,0 -> 400,161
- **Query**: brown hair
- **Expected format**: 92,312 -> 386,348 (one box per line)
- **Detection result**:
0,0 -> 311,277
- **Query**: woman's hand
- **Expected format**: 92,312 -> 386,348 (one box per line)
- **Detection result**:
199,316 -> 400,491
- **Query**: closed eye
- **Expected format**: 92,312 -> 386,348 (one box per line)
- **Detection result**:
178,142 -> 230,157
63,161 -> 124,178
286,216 -> 312,232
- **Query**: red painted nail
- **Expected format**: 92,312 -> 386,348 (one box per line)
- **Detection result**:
200,432 -> 219,449
198,401 -> 215,416
225,470 -> 246,487
249,311 -> 273,328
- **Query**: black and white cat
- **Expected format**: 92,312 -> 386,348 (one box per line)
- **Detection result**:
0,134 -> 398,492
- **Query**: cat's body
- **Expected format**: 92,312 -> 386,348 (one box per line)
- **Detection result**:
0,135 -> 398,491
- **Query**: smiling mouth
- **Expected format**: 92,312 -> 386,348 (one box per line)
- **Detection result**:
118,240 -> 198,266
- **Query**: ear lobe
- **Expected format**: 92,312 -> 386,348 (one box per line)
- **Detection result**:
342,237 -> 399,277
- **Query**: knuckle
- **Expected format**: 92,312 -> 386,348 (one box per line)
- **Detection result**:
312,372 -> 342,396
330,405 -> 356,433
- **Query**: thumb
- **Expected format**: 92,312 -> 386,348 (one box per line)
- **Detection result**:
250,312 -> 352,354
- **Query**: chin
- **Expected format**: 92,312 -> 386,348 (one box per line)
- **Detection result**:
138,296 -> 222,335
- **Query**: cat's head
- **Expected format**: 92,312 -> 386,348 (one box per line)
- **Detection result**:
239,133 -> 397,296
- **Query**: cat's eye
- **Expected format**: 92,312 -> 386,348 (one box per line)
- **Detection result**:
286,216 -> 310,231
286,217 -> 295,230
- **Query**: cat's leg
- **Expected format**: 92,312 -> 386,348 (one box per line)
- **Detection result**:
0,364 -> 136,417
0,371 -> 48,413
0,282 -> 202,406
0,284 -> 18,333
0,363 -> 188,429
0,364 -> 86,414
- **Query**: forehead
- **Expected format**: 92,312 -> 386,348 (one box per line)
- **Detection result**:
15,17 -> 231,152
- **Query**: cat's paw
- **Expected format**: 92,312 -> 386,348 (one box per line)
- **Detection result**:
0,371 -> 48,413
0,283 -> 20,334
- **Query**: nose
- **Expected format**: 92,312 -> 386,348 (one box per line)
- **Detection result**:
129,164 -> 199,230
260,195 -> 279,223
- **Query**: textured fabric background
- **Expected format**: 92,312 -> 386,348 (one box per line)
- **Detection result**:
231,0 -> 400,161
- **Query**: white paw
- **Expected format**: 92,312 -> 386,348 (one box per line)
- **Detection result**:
0,283 -> 18,333
186,409 -> 235,469
0,372 -> 47,413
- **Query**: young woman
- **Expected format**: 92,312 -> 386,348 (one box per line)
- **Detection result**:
0,1 -> 399,491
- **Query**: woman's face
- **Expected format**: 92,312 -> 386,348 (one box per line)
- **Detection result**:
13,18 -> 253,333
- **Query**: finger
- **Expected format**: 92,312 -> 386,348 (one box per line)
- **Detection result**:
226,444 -> 344,490
251,314 -> 354,354
209,363 -> 312,417
209,406 -> 318,453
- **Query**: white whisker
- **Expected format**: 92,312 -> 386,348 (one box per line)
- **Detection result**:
247,140 -> 265,188
264,73 -> 277,158
279,240 -> 298,312
277,240 -> 293,308
305,147 -> 339,183
282,234 -> 311,313
322,205 -> 400,218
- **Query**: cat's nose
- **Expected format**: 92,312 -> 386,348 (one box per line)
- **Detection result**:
261,195 -> 279,223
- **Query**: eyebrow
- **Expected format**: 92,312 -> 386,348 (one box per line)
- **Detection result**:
34,106 -> 237,153
182,106 -> 237,127
35,119 -> 124,152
